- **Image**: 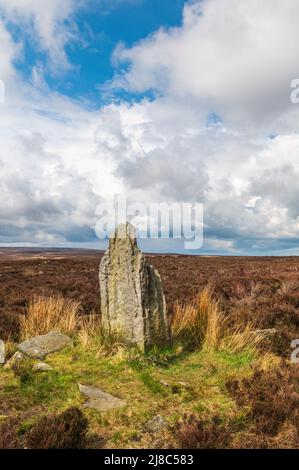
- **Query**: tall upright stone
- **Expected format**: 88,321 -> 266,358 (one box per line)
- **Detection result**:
99,223 -> 171,349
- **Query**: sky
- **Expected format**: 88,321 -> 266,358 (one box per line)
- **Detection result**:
1,0 -> 299,255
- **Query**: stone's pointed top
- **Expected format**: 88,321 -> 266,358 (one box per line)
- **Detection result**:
114,222 -> 136,240
109,222 -> 138,250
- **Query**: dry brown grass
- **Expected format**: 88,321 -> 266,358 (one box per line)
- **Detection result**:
278,279 -> 298,295
19,294 -> 125,356
77,314 -> 127,356
19,295 -> 81,340
77,314 -> 101,349
220,324 -> 267,354
172,285 -> 264,353
172,285 -> 224,350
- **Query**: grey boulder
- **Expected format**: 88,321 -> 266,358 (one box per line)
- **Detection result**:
32,362 -> 53,372
144,415 -> 168,433
79,384 -> 126,412
18,331 -> 72,360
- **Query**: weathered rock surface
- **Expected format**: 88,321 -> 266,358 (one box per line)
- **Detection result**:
17,331 -> 72,360
32,362 -> 53,372
4,351 -> 25,370
159,379 -> 170,388
99,223 -> 171,349
0,340 -> 5,364
79,384 -> 126,411
144,415 -> 168,433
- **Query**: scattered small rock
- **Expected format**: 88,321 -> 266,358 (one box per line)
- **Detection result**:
159,379 -> 170,387
79,384 -> 127,412
177,381 -> 188,387
0,340 -> 5,365
18,331 -> 72,360
32,362 -> 53,372
171,382 -> 189,394
144,415 -> 168,433
4,351 -> 25,370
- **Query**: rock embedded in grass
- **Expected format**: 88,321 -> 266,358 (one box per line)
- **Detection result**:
0,340 -> 5,364
159,379 -> 170,387
4,351 -> 25,370
32,362 -> 53,372
144,415 -> 168,433
17,331 -> 72,360
99,222 -> 171,350
79,384 -> 127,412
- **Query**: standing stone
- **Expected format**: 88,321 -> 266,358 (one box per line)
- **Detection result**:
99,223 -> 171,349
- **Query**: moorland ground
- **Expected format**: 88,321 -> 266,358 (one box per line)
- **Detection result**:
0,249 -> 299,448
1,249 -> 298,353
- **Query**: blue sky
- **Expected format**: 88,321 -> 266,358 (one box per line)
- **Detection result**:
12,0 -> 186,105
1,0 -> 299,255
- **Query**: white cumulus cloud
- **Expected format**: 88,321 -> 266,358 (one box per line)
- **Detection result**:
114,0 -> 299,126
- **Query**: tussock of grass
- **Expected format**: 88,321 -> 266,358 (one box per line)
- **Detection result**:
172,286 -> 223,351
20,295 -> 80,340
127,347 -> 178,370
76,315 -> 126,356
3,337 -> 17,360
278,279 -> 298,295
20,297 -> 127,358
219,324 -> 266,354
20,289 -> 263,360
172,285 -> 264,354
